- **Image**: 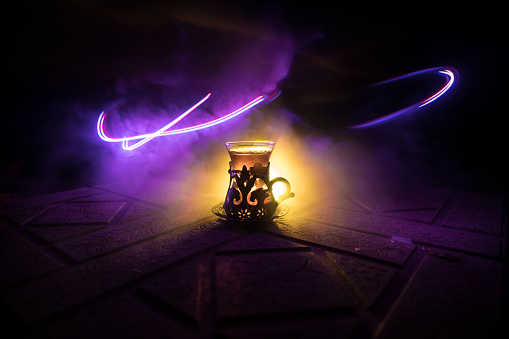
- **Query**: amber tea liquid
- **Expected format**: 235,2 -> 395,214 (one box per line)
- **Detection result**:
226,142 -> 275,173
229,150 -> 272,172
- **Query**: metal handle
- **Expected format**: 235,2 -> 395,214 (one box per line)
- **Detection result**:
268,177 -> 295,204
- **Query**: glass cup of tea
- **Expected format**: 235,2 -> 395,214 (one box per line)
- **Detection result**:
224,141 -> 294,220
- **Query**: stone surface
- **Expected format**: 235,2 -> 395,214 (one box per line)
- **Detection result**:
215,252 -> 353,318
36,294 -> 194,339
0,222 -> 62,288
265,218 -> 417,266
301,206 -> 501,258
2,204 -> 55,227
28,224 -> 107,244
31,201 -> 126,226
219,317 -> 360,339
376,251 -> 503,339
0,183 -> 506,338
140,255 -> 215,325
325,252 -> 397,307
442,190 -> 505,235
216,233 -> 309,254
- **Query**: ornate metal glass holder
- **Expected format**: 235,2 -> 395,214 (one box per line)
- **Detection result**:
222,141 -> 294,220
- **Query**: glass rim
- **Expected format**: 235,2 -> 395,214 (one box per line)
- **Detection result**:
225,140 -> 275,153
225,140 -> 275,147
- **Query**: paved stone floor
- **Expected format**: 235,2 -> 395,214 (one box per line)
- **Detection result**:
1,180 -> 507,338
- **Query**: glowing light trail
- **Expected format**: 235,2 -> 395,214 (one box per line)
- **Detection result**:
418,69 -> 455,107
348,67 -> 457,129
98,89 -> 280,150
122,93 -> 211,150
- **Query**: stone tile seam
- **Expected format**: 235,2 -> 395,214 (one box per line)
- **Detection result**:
407,191 -> 454,209
324,251 -> 370,308
411,238 -> 503,261
30,225 -> 108,245
299,216 -> 393,240
52,213 -> 220,264
91,237 -> 247,331
371,249 -> 428,339
136,287 -> 199,328
2,223 -> 240,324
0,191 -> 101,214
351,210 -> 438,225
108,200 -> 135,225
93,186 -> 170,209
429,189 -> 457,226
438,190 -> 506,236
257,226 -> 411,268
215,246 -> 312,257
345,196 -> 378,213
310,192 -> 504,241
0,221 -> 76,270
367,248 -> 427,323
300,216 -> 501,261
136,256 -> 221,330
306,193 -> 506,238
319,203 -> 440,224
0,204 -> 57,228
438,223 -> 503,237
19,201 -> 127,227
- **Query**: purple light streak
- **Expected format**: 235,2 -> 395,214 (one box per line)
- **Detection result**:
97,67 -> 456,148
348,67 -> 458,129
97,89 -> 280,150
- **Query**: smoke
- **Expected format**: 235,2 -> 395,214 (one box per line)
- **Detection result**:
64,3 -> 362,206
56,2 -> 304,201
5,1 -> 477,202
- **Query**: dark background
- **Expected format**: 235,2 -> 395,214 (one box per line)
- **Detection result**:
2,0 -> 507,198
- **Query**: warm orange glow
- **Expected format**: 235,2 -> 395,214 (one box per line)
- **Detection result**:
268,168 -> 285,201
226,141 -> 275,173
269,131 -> 348,210
177,114 -> 349,211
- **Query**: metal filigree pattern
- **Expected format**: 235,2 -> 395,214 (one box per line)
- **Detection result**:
224,164 -> 278,220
